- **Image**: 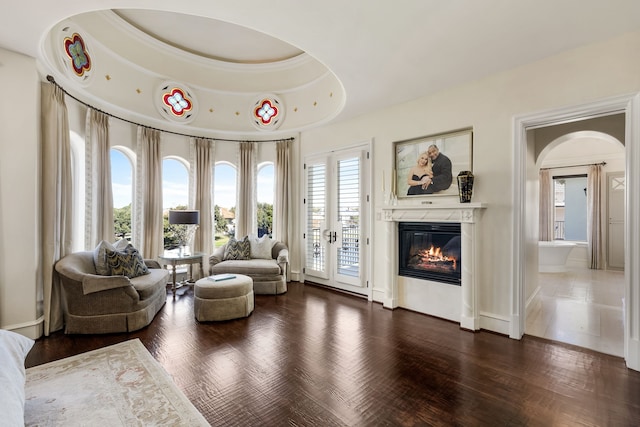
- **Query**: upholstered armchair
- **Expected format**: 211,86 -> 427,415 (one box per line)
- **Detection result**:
54,251 -> 169,334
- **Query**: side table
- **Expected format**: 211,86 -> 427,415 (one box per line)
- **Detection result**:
157,252 -> 205,298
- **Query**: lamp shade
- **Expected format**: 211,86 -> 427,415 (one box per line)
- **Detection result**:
168,210 -> 200,225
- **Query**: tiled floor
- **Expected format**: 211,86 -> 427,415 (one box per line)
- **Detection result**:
525,267 -> 625,357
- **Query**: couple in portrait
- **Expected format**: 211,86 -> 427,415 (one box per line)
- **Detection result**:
406,144 -> 452,195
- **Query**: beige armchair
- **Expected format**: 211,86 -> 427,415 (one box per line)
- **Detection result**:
54,251 -> 169,334
209,240 -> 289,294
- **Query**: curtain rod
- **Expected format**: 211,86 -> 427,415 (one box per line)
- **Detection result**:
540,161 -> 606,171
46,75 -> 295,144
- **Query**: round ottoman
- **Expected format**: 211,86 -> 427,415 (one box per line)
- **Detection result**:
194,274 -> 254,322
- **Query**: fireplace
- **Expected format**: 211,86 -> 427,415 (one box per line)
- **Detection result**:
381,203 -> 486,330
398,222 -> 461,285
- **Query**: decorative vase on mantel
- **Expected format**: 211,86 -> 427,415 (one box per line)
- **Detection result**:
457,171 -> 474,203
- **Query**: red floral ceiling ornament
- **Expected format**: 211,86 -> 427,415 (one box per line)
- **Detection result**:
254,99 -> 279,125
63,33 -> 91,77
162,87 -> 193,117
251,95 -> 284,131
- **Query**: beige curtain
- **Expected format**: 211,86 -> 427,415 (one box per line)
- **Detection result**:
190,138 -> 214,262
41,83 -> 73,335
134,127 -> 163,259
587,164 -> 604,269
84,109 -> 113,249
274,139 -> 292,247
236,142 -> 256,238
538,169 -> 554,241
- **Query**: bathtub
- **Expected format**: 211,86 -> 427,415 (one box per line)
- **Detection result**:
538,241 -> 577,273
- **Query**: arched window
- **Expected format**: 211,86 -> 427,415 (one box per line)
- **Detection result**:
162,157 -> 189,248
213,162 -> 237,246
111,148 -> 134,242
257,162 -> 274,237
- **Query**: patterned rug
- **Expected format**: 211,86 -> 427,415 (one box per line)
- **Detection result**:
24,339 -> 209,426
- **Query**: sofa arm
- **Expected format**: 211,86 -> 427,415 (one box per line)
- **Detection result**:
209,245 -> 225,269
276,247 -> 289,281
144,259 -> 162,269
276,247 -> 289,265
82,274 -> 132,295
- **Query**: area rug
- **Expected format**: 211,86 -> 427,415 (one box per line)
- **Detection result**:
24,339 -> 209,426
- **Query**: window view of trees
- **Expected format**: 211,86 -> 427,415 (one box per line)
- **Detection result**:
257,202 -> 273,237
110,157 -> 275,249
114,204 -> 131,240
257,164 -> 274,237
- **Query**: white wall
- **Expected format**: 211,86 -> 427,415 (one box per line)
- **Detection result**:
299,30 -> 640,334
0,48 -> 42,338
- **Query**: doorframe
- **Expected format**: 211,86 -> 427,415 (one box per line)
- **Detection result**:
511,93 -> 640,371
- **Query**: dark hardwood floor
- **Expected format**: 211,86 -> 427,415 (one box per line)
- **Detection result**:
26,282 -> 640,426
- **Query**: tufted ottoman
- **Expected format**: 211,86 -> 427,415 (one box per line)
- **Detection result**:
194,274 -> 254,322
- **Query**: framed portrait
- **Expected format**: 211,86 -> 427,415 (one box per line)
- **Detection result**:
394,128 -> 473,199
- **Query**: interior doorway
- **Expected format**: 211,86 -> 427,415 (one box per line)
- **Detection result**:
511,93 -> 640,371
527,129 -> 625,356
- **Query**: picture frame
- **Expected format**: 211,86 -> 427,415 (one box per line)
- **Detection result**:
393,128 -> 473,199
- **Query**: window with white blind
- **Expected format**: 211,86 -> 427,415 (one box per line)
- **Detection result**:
305,163 -> 327,276
336,157 -> 360,277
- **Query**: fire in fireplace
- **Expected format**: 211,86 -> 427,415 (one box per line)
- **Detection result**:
398,222 -> 461,285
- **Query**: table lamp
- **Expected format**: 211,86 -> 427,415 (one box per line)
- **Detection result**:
169,210 -> 200,255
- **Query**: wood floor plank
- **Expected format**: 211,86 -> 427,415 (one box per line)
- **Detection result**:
25,282 -> 640,426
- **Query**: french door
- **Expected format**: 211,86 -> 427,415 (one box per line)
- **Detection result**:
304,145 -> 369,294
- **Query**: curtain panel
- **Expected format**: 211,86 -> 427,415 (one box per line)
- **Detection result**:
587,164 -> 604,269
275,139 -> 292,248
135,127 -> 163,259
190,138 -> 214,267
41,83 -> 73,335
538,169 -> 554,241
84,109 -> 113,249
236,142 -> 256,238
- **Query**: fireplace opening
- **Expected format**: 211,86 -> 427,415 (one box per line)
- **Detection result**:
398,222 -> 461,285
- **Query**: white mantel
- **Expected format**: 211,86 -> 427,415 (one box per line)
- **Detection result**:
380,202 -> 486,330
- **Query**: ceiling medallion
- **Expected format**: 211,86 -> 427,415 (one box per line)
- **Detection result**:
63,33 -> 91,77
154,81 -> 198,124
251,95 -> 285,131
58,27 -> 94,85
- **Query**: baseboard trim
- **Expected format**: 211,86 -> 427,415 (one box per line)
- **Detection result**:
2,316 -> 44,339
479,312 -> 510,335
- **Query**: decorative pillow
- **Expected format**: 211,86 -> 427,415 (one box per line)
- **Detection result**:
93,239 -> 129,276
0,330 -> 35,427
105,244 -> 150,279
223,236 -> 251,260
249,234 -> 274,259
